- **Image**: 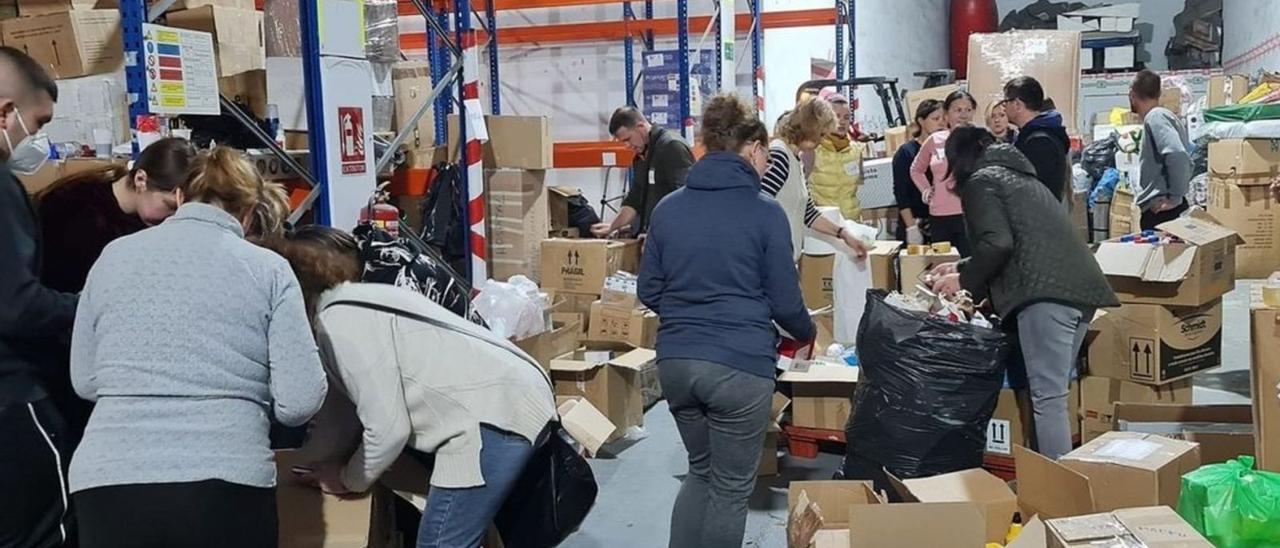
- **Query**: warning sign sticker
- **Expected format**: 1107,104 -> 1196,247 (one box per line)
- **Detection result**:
142,24 -> 219,115
338,106 -> 366,175
986,418 -> 1012,455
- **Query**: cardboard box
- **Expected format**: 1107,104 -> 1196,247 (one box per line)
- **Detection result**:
758,422 -> 781,477
1252,286 -> 1280,472
1208,138 -> 1280,185
779,364 -> 858,431
1114,403 -> 1254,466
887,468 -> 1018,544
883,126 -> 907,157
166,5 -> 265,78
390,60 -> 436,153
799,253 -> 834,310
1045,506 -> 1212,548
1207,180 -> 1279,279
587,301 -> 657,349
848,501 -> 986,548
1079,375 -> 1192,441
787,481 -> 882,548
540,239 -> 629,295
1085,300 -> 1222,385
275,451 -> 394,548
548,186 -> 581,232
1016,431 -> 1201,519
487,169 -> 550,282
1159,86 -> 1183,115
94,0 -> 257,13
1,10 -> 123,79
219,68 -> 267,118
898,248 -> 961,297
812,310 -> 834,352
986,382 -> 1080,457
1108,186 -> 1139,239
556,397 -> 616,456
448,114 -> 553,170
905,84 -> 961,120
513,317 -> 580,372
968,31 -> 1081,135
17,0 -> 96,16
549,290 -> 597,333
868,240 -> 901,290
1208,74 -> 1251,108
549,348 -> 652,438
1094,216 -> 1241,307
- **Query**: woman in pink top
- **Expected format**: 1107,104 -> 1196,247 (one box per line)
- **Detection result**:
911,90 -> 977,256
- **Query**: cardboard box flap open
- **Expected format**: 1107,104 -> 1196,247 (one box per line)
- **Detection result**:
608,348 -> 656,371
1158,215 -> 1243,246
548,186 -> 582,198
557,397 -> 616,455
771,392 -> 791,423
787,481 -> 881,530
887,468 -> 1018,544
549,350 -> 612,373
849,503 -> 985,548
1014,445 -> 1096,519
1006,516 -> 1047,548
778,364 -> 859,383
1095,242 -> 1198,283
1115,403 -> 1253,426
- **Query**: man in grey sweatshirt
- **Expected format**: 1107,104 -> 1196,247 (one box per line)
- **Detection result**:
1130,70 -> 1192,231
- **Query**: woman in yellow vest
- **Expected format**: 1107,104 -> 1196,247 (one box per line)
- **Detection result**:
808,92 -> 863,222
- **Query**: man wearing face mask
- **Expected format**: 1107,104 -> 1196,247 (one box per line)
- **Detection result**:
0,47 -> 80,548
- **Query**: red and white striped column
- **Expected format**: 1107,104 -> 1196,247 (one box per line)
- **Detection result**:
460,29 -> 488,284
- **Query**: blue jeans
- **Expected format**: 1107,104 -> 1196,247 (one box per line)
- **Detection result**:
417,424 -> 536,548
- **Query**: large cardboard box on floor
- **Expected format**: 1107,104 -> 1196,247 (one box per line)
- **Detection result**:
448,114 -> 553,170
1079,375 -> 1192,442
513,317 -> 580,372
165,5 -> 265,77
275,452 -> 395,548
1208,74 -> 1251,108
1207,179 -> 1279,279
788,477 -> 999,548
488,169 -> 550,282
887,468 -> 1018,544
1094,215 -> 1240,307
1208,138 -> 1280,186
1252,284 -> 1280,472
1,10 -> 122,79
1085,300 -> 1222,385
799,253 -> 834,310
1016,431 -> 1201,519
779,364 -> 858,431
985,381 -> 1080,457
550,348 -> 652,439
1114,403 -> 1254,466
540,239 -> 631,294
1046,506 -> 1212,548
898,248 -> 961,297
587,301 -> 657,349
968,31 -> 1081,135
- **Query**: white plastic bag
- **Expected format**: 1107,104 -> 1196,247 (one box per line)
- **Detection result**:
473,275 -> 548,340
832,252 -> 873,345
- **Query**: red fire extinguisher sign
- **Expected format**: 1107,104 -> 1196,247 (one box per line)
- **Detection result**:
338,106 -> 366,174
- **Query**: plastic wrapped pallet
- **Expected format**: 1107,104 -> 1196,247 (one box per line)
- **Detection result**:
364,0 -> 399,62
967,31 -> 1082,134
264,0 -> 301,57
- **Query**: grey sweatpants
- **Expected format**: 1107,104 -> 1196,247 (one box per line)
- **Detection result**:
1017,302 -> 1093,459
659,359 -> 773,548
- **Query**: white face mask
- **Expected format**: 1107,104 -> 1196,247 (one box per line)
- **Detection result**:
4,107 -> 50,175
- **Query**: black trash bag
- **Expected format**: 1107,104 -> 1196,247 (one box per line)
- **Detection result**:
351,222 -> 485,326
420,162 -> 467,271
843,290 -> 1010,480
494,426 -> 599,547
1080,134 -> 1118,184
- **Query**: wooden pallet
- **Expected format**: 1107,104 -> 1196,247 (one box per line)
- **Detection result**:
783,425 -> 846,459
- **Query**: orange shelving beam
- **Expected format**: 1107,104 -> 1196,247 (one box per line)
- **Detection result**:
404,0 -> 645,15
554,140 -> 636,168
401,8 -> 835,48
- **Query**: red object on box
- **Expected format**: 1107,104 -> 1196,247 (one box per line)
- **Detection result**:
776,336 -> 815,372
950,0 -> 998,80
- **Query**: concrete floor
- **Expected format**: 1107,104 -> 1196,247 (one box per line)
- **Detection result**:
560,282 -> 1258,548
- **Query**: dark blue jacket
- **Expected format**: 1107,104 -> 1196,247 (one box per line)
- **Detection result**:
638,152 -> 814,378
1013,110 -> 1070,200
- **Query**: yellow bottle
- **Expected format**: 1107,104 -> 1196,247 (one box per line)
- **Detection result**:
1005,521 -> 1024,545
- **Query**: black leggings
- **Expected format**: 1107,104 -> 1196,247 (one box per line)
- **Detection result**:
926,214 -> 972,257
1139,199 -> 1189,232
76,480 -> 277,548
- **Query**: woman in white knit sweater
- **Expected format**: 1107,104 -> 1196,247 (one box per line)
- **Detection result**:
262,226 -> 557,548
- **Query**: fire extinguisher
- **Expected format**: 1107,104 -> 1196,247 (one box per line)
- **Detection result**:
360,183 -> 400,237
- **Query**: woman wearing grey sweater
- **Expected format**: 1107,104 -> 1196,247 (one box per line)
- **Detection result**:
68,148 -> 328,548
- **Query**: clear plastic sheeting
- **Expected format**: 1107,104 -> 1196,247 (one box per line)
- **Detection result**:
264,0 -> 302,57
473,276 -> 549,340
365,0 -> 401,62
844,290 -> 1010,479
968,31 -> 1083,134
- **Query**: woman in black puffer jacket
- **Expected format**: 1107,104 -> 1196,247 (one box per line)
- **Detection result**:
928,126 -> 1118,460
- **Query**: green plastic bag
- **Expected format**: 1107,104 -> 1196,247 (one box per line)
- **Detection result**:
1177,456 -> 1280,548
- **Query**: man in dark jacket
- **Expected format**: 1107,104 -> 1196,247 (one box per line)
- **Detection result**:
1004,77 -> 1071,200
931,128 -> 1117,460
591,107 -> 695,238
0,47 -> 79,548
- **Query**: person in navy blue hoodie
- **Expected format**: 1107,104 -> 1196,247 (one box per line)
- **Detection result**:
639,93 -> 814,548
1004,77 -> 1070,201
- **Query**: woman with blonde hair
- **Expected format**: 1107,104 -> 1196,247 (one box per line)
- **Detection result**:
764,97 -> 869,260
69,147 -> 328,548
986,100 -> 1017,144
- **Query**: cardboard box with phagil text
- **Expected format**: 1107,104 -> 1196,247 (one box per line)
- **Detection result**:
540,239 -> 632,295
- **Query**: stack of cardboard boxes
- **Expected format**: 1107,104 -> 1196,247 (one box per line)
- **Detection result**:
1083,215 -> 1241,442
1207,138 -> 1280,279
1252,279 -> 1280,472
